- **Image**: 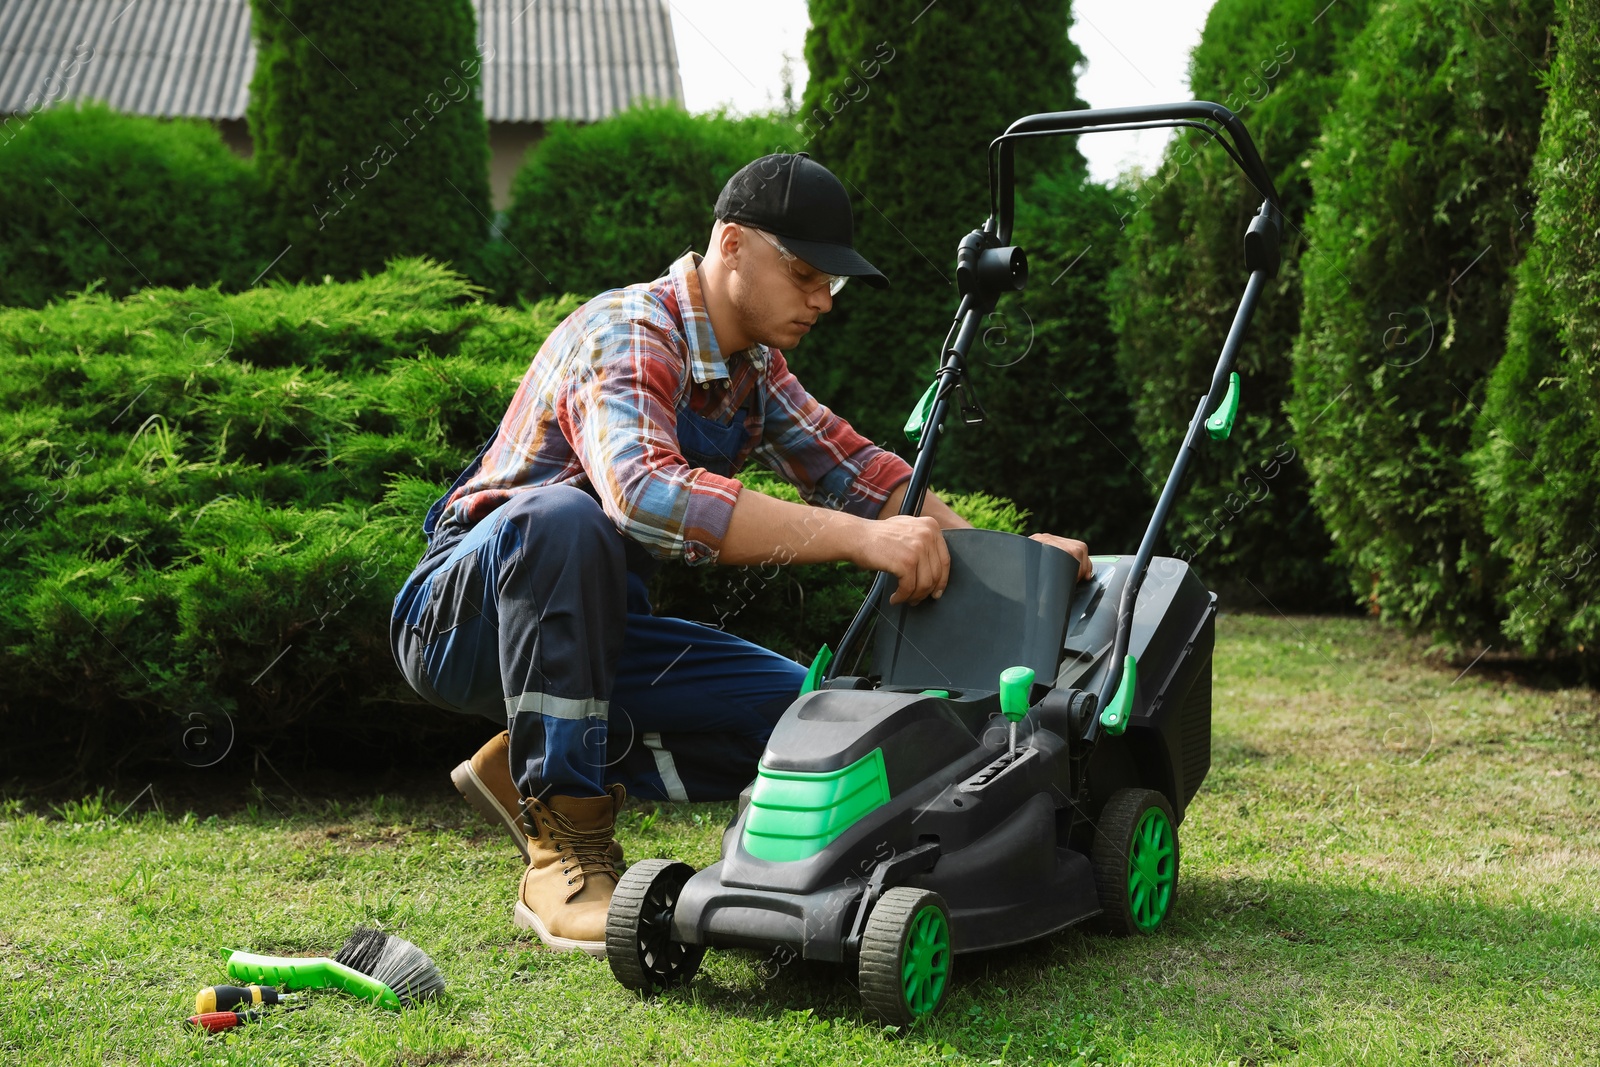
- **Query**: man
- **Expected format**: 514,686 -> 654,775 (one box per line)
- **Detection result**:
390,152 -> 1091,957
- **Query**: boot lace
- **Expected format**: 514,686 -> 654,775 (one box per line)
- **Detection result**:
543,810 -> 617,886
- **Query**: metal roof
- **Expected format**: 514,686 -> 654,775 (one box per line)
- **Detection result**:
0,0 -> 255,119
0,0 -> 682,123
479,0 -> 683,123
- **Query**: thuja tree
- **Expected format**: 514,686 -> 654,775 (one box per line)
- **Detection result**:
1287,0 -> 1554,641
795,0 -> 1152,545
1109,0 -> 1373,606
1470,0 -> 1600,659
247,0 -> 491,282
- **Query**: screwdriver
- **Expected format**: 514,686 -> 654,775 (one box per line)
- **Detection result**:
195,984 -> 301,1013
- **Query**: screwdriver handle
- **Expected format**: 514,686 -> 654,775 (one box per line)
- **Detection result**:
186,1009 -> 266,1033
195,984 -> 291,1013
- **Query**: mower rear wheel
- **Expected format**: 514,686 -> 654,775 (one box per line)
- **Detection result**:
858,887 -> 953,1027
606,859 -> 704,995
1091,788 -> 1179,936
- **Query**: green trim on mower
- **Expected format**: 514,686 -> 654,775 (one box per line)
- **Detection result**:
742,748 -> 891,862
1128,806 -> 1176,930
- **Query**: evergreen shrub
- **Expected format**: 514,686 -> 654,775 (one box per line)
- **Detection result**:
1109,0 -> 1374,606
495,103 -> 790,303
1470,0 -> 1600,658
247,0 -> 492,283
1287,0 -> 1554,639
0,262 -> 1025,767
0,102 -> 261,309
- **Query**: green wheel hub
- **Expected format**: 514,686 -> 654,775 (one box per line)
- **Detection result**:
900,905 -> 950,1016
1127,806 -> 1176,930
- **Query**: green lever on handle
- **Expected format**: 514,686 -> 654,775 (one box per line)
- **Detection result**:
1205,372 -> 1241,441
905,378 -> 938,444
1099,655 -> 1137,736
799,644 -> 832,695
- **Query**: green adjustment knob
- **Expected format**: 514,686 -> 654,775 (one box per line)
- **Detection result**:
999,666 -> 1034,723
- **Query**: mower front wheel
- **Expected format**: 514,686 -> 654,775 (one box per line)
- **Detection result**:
858,886 -> 953,1027
606,859 -> 705,995
1092,787 -> 1179,935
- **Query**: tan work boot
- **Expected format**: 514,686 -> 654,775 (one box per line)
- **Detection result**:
513,785 -> 626,957
451,732 -> 623,866
451,731 -> 532,863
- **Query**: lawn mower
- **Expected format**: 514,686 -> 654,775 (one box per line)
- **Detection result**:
605,101 -> 1283,1026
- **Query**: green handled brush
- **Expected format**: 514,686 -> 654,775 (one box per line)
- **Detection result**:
224,927 -> 444,1010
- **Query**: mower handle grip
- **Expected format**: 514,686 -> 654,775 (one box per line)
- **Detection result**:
990,100 -> 1283,245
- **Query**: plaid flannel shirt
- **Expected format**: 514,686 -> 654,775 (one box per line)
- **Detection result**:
433,252 -> 914,564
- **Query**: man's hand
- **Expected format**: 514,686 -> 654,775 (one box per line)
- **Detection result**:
856,514 -> 950,606
1030,532 -> 1094,581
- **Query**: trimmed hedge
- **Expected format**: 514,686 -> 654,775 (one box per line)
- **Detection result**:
1109,0 -> 1373,606
1286,0 -> 1554,641
247,0 -> 492,283
0,261 -> 561,767
0,262 -> 1025,768
1471,0 -> 1600,657
494,103 -> 790,303
0,102 -> 261,308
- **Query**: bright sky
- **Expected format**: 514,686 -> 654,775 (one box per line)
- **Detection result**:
666,1 -> 1217,183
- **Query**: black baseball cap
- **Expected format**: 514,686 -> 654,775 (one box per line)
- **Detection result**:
714,152 -> 889,289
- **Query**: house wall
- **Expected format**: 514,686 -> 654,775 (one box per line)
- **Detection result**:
489,121 -> 542,211
216,118 -> 253,158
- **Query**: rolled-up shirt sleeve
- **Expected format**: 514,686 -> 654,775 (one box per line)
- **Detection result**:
555,320 -> 743,564
752,348 -> 913,518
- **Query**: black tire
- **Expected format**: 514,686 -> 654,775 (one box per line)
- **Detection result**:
1091,787 -> 1180,936
606,859 -> 705,995
858,886 -> 953,1027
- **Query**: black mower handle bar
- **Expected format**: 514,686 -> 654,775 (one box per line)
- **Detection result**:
990,100 -> 1283,244
824,103 -> 1279,708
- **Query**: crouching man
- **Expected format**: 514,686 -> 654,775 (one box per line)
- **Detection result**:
389,153 -> 1091,956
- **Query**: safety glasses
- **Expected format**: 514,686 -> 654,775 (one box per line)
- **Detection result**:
748,226 -> 850,297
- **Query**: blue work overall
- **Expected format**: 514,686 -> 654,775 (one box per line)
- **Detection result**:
389,388 -> 807,803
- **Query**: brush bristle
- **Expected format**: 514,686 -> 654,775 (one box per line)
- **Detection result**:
333,926 -> 445,1005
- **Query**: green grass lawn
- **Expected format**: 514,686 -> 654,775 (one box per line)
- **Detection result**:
3,614 -> 1597,1065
